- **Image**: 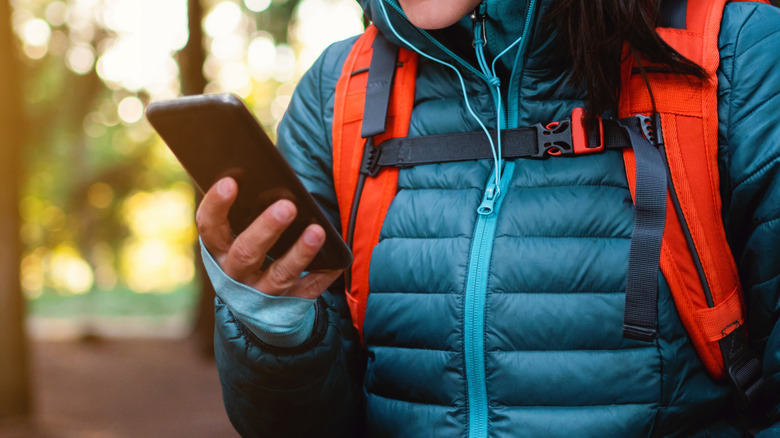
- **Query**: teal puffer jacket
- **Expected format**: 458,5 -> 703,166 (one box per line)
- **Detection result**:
213,0 -> 780,436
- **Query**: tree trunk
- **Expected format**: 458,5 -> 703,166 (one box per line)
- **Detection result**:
179,0 -> 215,359
180,0 -> 207,97
0,0 -> 32,420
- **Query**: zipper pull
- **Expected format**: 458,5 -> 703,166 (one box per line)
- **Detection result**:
477,183 -> 499,216
470,3 -> 487,47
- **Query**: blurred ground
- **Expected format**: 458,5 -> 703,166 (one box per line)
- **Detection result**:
0,338 -> 239,438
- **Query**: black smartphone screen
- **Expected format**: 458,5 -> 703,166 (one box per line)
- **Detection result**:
146,93 -> 352,271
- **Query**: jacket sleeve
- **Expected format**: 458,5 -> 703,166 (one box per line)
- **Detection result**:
202,240 -> 317,348
213,37 -> 365,437
717,3 -> 780,434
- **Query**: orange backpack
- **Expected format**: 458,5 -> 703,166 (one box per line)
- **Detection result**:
331,0 -> 766,401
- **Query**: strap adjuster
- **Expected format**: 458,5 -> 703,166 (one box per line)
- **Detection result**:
360,138 -> 383,177
635,113 -> 663,147
720,325 -> 765,404
572,107 -> 604,155
533,107 -> 604,158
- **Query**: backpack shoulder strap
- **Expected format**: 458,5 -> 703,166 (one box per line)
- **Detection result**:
619,0 -> 764,400
332,25 -> 418,341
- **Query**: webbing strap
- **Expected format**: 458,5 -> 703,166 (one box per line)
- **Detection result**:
361,34 -> 398,138
659,0 -> 688,29
622,116 -> 668,341
366,117 -> 633,171
720,326 -> 765,403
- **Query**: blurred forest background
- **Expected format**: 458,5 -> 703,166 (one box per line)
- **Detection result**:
7,0 -> 362,329
0,0 -> 363,427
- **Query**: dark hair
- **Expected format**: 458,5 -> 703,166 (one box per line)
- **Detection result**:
545,0 -> 706,119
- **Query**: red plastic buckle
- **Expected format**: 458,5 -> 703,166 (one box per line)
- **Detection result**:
571,107 -> 604,155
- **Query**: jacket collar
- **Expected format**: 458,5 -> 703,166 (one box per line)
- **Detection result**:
358,0 -> 557,76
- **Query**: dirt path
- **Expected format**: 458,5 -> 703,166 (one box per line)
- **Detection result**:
0,339 -> 239,438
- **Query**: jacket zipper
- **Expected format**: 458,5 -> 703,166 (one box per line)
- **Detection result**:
464,161 -> 515,438
380,2 -> 535,434
463,3 -> 535,436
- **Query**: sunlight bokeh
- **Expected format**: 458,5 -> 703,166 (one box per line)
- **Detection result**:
292,0 -> 363,74
119,183 -> 197,293
12,0 -> 364,308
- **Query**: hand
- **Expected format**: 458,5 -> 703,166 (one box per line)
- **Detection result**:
196,177 -> 343,299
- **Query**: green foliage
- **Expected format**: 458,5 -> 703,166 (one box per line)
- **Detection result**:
13,0 -> 210,305
29,286 -> 197,318
9,0 -> 365,324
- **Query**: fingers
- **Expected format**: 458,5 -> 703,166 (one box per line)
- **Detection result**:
257,224 -> 327,294
196,177 -> 237,255
200,188 -> 342,300
223,199 -> 297,281
291,269 -> 344,300
259,223 -> 343,298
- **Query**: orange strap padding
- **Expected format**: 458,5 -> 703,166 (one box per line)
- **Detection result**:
620,0 -> 745,379
332,26 -> 418,340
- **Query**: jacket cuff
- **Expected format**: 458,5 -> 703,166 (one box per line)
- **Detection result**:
200,239 -> 316,348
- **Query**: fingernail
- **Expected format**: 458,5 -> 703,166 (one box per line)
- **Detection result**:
217,178 -> 231,197
272,202 -> 295,222
304,227 -> 324,246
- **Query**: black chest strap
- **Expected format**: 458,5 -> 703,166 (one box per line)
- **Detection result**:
361,109 -> 648,176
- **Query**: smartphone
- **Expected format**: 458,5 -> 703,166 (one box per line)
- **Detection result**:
146,93 -> 352,271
